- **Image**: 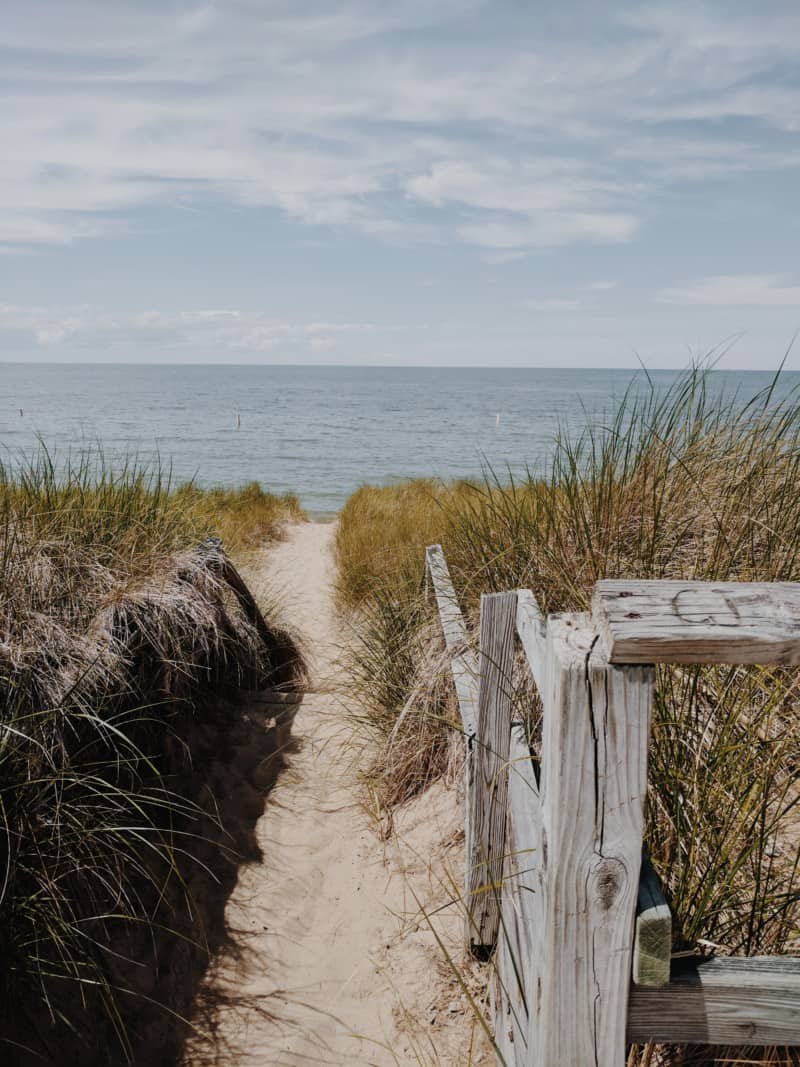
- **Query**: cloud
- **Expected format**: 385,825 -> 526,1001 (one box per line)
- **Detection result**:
457,213 -> 639,251
0,303 -> 402,358
1,1 -> 800,256
657,274 -> 800,307
584,280 -> 618,291
524,297 -> 584,312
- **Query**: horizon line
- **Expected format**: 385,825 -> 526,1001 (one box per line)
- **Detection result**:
1,360 -> 796,373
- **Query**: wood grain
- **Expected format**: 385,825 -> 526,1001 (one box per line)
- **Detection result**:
467,591 -> 517,951
494,842 -> 529,1067
528,615 -> 654,1067
494,723 -> 543,1065
515,589 -> 547,694
633,852 -> 672,988
628,956 -> 800,1045
425,544 -> 479,736
425,544 -> 480,909
593,579 -> 800,665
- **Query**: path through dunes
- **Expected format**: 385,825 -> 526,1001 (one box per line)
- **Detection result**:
186,522 -> 492,1067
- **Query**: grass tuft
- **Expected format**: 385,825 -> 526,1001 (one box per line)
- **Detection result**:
0,446 -> 304,1063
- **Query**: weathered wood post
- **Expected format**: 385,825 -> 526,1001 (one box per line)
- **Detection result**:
528,615 -> 654,1066
466,590 -> 517,953
424,545 -> 480,910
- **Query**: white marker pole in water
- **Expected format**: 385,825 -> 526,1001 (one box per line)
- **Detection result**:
495,412 -> 500,427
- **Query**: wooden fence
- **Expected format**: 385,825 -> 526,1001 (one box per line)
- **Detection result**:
424,544 -> 800,1066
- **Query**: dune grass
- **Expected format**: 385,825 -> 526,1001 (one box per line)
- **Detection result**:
174,480 -> 305,554
0,448 -> 303,1063
336,366 -> 800,1065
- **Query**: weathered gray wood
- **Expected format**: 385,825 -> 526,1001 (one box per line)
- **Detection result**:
493,732 -> 538,1066
494,723 -> 542,1067
628,956 -> 800,1044
633,852 -> 672,987
425,544 -> 468,648
528,614 -> 654,1067
505,723 -> 542,1003
515,589 -> 547,694
425,544 -> 479,736
593,579 -> 800,665
493,873 -> 528,1067
425,543 -> 480,909
467,591 -> 517,951
491,952 -> 517,1067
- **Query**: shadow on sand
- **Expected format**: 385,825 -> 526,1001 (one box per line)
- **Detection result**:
5,671 -> 304,1067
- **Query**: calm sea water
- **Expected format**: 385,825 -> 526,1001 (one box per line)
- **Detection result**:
1,364 -> 797,516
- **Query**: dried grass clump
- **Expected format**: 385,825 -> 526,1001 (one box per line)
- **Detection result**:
174,481 -> 306,555
347,589 -> 463,821
336,365 -> 800,1066
335,478 -> 474,608
0,449 -> 303,1064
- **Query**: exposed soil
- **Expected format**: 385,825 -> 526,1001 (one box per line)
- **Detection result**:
185,522 -> 493,1066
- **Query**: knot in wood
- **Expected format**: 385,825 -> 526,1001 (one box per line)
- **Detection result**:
590,857 -> 626,911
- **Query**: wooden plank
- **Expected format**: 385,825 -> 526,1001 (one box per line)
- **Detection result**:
491,956 -> 516,1067
593,579 -> 800,665
506,723 -> 542,1007
627,956 -> 800,1045
493,889 -> 527,1067
467,591 -> 517,952
515,589 -> 547,694
424,544 -> 479,909
494,725 -> 542,1065
494,723 -> 542,1067
425,543 -> 469,650
528,615 -> 654,1067
633,853 -> 672,988
425,544 -> 479,736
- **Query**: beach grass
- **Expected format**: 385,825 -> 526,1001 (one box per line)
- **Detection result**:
336,365 -> 800,1065
0,447 -> 303,1063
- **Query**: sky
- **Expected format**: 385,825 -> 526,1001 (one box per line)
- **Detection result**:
1,0 -> 799,368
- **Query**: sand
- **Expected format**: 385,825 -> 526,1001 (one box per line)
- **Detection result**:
186,521 -> 492,1066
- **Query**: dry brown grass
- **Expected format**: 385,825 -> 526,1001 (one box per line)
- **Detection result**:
175,481 -> 306,555
336,366 -> 800,1066
335,479 -> 473,607
0,449 -> 304,1064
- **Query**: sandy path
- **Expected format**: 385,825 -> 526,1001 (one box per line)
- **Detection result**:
187,522 -> 491,1067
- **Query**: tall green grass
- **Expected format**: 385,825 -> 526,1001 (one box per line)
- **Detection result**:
336,366 -> 800,1065
0,448 -> 303,1063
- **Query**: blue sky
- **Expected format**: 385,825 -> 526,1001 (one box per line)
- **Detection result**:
1,0 -> 799,368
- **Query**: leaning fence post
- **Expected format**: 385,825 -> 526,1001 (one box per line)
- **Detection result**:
529,615 -> 654,1066
466,590 -> 517,954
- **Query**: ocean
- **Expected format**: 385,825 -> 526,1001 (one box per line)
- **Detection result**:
1,364 -> 797,516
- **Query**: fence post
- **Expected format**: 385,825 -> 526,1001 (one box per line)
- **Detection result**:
467,591 -> 517,953
529,615 -> 654,1066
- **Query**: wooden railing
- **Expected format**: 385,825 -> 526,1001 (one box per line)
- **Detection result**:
424,545 -> 800,1066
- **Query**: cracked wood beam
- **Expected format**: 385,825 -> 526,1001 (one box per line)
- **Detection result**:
466,590 -> 517,953
425,544 -> 480,916
528,614 -> 655,1066
593,579 -> 800,665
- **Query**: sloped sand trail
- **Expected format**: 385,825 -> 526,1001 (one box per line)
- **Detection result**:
185,522 -> 493,1067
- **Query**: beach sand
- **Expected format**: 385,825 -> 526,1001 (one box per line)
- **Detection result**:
186,521 -> 492,1066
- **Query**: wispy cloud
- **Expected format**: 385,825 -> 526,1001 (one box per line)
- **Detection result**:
657,274 -> 800,307
0,303 -> 409,358
2,1 -> 800,256
524,297 -> 584,313
584,280 -> 618,292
